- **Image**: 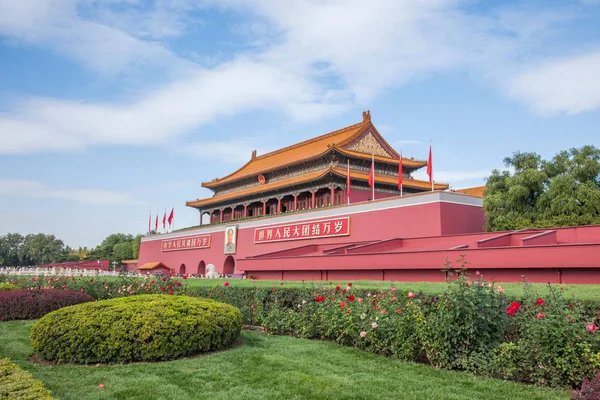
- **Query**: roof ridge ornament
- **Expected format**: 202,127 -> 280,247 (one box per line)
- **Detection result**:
362,110 -> 371,122
251,150 -> 257,160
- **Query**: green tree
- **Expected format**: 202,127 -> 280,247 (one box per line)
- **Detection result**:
89,233 -> 134,261
0,233 -> 25,266
112,242 -> 134,263
132,235 -> 142,259
20,234 -> 65,265
484,145 -> 600,231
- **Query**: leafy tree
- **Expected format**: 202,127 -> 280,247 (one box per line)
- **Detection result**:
20,234 -> 65,265
132,235 -> 142,259
484,145 -> 600,231
112,242 -> 134,263
0,233 -> 25,266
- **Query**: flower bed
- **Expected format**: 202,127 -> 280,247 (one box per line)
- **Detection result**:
0,289 -> 94,321
257,275 -> 600,389
0,283 -> 18,291
31,295 -> 243,363
0,358 -> 54,399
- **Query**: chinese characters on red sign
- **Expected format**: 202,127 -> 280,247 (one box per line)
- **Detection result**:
161,235 -> 211,252
254,217 -> 350,243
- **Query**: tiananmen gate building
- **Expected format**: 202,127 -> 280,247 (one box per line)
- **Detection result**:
137,111 -> 600,284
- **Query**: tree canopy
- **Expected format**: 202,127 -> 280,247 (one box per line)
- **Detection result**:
484,145 -> 600,231
0,232 -> 143,267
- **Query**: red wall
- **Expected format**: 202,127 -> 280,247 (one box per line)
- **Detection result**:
138,192 -> 600,284
139,196 -> 454,275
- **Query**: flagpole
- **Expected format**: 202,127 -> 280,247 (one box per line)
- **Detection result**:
148,210 -> 151,234
347,159 -> 350,205
372,153 -> 375,201
430,138 -> 434,192
400,147 -> 403,197
172,205 -> 175,232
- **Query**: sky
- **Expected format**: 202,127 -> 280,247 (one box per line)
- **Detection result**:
1,0 -> 600,249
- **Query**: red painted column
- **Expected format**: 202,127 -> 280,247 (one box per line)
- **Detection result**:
219,209 -> 223,223
262,201 -> 267,216
277,198 -> 281,214
311,191 -> 316,208
330,186 -> 335,206
293,194 -> 298,211
243,204 -> 248,218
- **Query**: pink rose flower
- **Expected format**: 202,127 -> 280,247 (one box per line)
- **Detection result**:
497,286 -> 504,293
407,292 -> 415,299
360,331 -> 367,338
371,322 -> 378,329
586,323 -> 598,333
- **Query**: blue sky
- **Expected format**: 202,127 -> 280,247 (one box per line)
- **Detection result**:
1,0 -> 599,249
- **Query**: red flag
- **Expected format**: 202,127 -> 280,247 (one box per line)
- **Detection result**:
346,160 -> 351,204
162,211 -> 166,229
155,215 -> 158,232
426,143 -> 433,185
168,207 -> 174,226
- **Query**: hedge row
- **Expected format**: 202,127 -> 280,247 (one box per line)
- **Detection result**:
0,289 -> 94,321
0,358 -> 53,400
31,295 -> 243,363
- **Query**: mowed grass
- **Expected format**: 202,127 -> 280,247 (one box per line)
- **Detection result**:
0,321 -> 568,400
183,278 -> 600,301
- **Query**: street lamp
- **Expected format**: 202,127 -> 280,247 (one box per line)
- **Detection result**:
111,261 -> 118,273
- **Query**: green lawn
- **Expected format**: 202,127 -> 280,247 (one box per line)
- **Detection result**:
0,321 -> 568,400
183,278 -> 600,301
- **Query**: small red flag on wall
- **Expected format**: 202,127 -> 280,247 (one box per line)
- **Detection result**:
168,207 -> 174,226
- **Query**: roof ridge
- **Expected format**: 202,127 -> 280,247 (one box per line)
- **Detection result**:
253,120 -> 367,161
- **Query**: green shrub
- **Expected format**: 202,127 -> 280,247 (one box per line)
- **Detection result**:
0,358 -> 54,399
31,295 -> 243,364
0,283 -> 18,291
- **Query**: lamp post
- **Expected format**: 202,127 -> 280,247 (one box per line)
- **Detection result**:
111,261 -> 118,274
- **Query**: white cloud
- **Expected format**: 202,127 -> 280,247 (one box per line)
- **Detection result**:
0,0 -> 599,159
0,179 -> 142,205
0,0 -> 194,77
0,58 -> 348,154
177,139 -> 275,162
506,50 -> 600,115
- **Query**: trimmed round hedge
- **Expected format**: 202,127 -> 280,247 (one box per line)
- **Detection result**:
31,295 -> 243,364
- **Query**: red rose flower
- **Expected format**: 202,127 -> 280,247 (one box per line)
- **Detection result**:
151,280 -> 155,284
168,291 -> 173,295
335,285 -> 341,292
507,301 -> 521,316
535,298 -> 545,306
176,282 -> 182,287
71,277 -> 75,281
348,282 -> 352,287
348,295 -> 355,302
535,312 -> 546,319
396,308 -> 402,313
339,301 -> 346,308
62,285 -> 66,289
272,288 -> 277,293
168,284 -> 173,289
162,277 -> 167,282
183,275 -> 188,279
407,292 -> 415,298
224,281 -> 230,287
342,289 -> 347,295
161,287 -> 166,291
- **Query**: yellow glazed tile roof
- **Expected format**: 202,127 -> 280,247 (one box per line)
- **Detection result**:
453,186 -> 486,198
138,262 -> 171,270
